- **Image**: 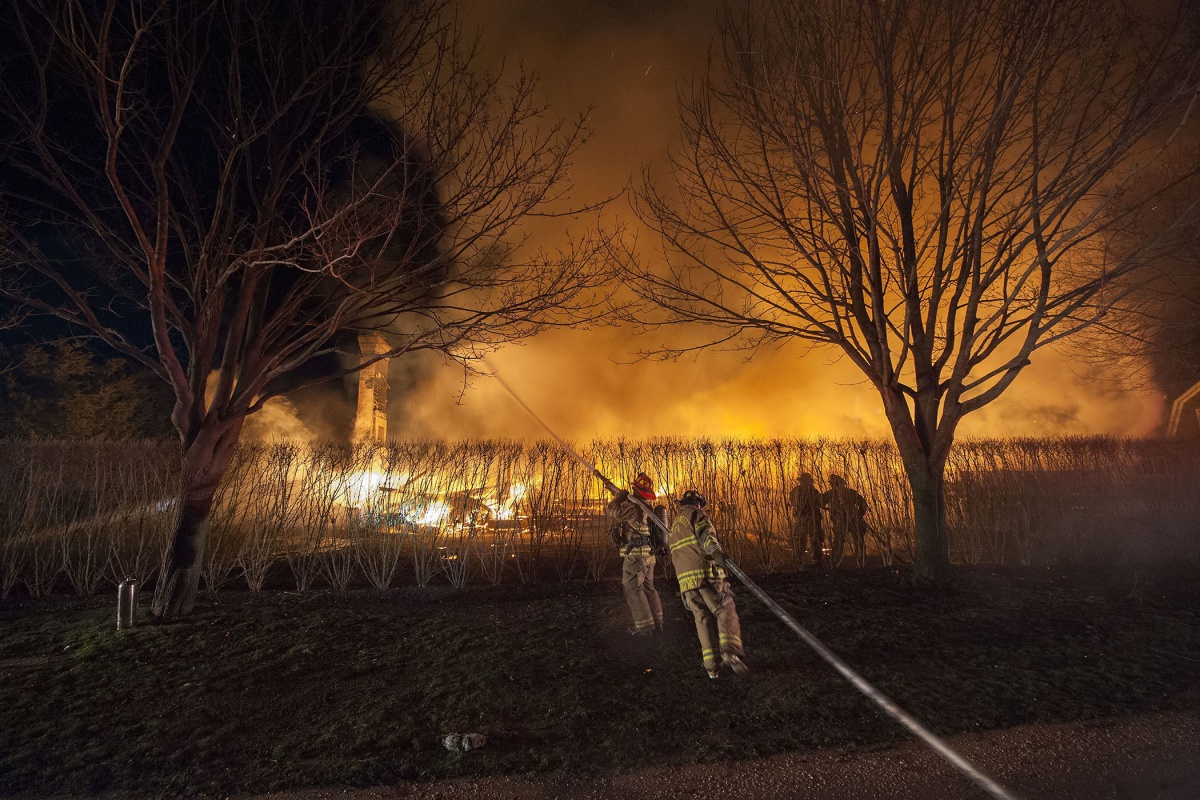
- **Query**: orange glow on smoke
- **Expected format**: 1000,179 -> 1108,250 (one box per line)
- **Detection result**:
385,337 -> 1166,442
235,1 -> 1169,446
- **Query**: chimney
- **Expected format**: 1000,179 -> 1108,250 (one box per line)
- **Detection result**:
354,332 -> 389,442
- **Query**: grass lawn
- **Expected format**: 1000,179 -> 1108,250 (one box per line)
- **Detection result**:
1,565 -> 1198,798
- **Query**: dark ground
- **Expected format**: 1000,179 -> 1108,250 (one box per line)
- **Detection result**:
1,565 -> 1198,798
242,710 -> 1200,799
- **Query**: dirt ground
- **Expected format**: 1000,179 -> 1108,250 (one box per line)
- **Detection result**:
244,710 -> 1200,800
4,567 -> 1198,798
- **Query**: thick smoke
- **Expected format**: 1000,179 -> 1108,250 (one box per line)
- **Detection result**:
389,331 -> 1165,440
269,0 -> 1168,442
378,0 -> 1167,441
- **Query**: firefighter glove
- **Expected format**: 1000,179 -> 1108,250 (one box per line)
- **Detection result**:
711,551 -> 729,569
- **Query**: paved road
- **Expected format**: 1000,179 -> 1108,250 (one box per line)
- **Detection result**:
246,710 -> 1200,800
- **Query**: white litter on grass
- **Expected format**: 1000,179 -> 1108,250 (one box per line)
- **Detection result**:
442,733 -> 488,752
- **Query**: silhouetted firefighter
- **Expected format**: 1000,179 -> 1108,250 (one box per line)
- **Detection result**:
822,474 -> 871,567
788,472 -> 825,569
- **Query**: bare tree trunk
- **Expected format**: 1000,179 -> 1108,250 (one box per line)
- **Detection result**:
902,456 -> 950,583
153,418 -> 243,618
883,387 -> 955,584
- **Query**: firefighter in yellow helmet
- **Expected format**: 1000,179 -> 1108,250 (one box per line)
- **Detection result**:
605,472 -> 665,636
669,489 -> 748,679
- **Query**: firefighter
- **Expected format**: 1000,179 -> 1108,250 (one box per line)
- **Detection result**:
822,474 -> 870,567
669,489 -> 748,679
605,472 -> 664,636
788,472 -> 825,569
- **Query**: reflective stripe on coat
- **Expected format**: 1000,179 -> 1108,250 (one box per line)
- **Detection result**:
606,496 -> 653,557
668,505 -> 726,592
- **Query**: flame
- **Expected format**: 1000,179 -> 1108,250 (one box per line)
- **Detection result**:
340,471 -> 452,526
335,468 -> 533,531
415,501 -> 452,526
342,469 -> 393,507
484,483 -> 526,520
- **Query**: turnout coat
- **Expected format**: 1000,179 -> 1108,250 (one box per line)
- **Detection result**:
668,505 -> 727,591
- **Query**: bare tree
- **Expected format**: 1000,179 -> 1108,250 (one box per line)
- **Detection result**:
624,0 -> 1200,580
0,0 -> 609,616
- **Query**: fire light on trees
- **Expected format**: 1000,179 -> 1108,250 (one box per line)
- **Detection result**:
0,0 -> 611,617
484,483 -> 528,520
622,0 -> 1200,581
337,457 -> 527,525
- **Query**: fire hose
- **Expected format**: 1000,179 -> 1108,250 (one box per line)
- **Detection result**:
489,364 -> 1022,800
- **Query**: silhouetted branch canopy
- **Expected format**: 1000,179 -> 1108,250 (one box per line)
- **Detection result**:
628,0 -> 1200,439
0,0 -> 610,442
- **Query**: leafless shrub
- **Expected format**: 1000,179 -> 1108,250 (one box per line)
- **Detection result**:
409,528 -> 441,587
509,442 -> 570,584
202,446 -> 260,594
473,443 -> 522,586
314,444 -> 377,592
23,445 -> 89,595
347,441 -> 406,591
582,525 -> 612,583
23,535 -> 60,598
439,530 -> 473,589
473,535 -> 510,586
0,444 -> 35,598
58,453 -> 108,597
543,451 -> 595,584
0,440 -> 174,596
99,445 -> 176,589
232,443 -> 302,591
318,535 -> 358,593
436,442 -> 499,590
387,441 -> 451,588
4,436 -> 1198,596
283,443 -> 352,592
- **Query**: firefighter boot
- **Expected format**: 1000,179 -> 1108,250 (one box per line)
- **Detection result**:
723,652 -> 750,677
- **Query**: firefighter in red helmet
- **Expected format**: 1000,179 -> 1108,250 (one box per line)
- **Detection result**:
605,471 -> 665,635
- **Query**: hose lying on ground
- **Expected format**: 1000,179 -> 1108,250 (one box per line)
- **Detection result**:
488,364 -> 1022,800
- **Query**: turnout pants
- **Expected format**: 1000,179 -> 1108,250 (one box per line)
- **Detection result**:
622,554 -> 663,632
682,579 -> 744,671
790,515 -> 824,568
829,521 -> 865,567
